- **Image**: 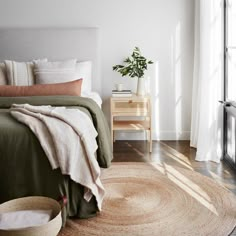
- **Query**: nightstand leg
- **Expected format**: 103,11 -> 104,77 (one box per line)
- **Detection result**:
149,130 -> 152,153
111,130 -> 113,150
111,114 -> 114,151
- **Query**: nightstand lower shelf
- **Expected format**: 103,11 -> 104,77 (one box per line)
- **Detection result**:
113,120 -> 150,130
112,120 -> 152,152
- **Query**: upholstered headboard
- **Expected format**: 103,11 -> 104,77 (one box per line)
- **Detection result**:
0,28 -> 100,91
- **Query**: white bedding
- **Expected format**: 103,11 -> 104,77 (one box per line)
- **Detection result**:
82,91 -> 102,108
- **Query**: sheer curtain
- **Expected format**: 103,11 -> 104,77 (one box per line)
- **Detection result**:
190,0 -> 224,163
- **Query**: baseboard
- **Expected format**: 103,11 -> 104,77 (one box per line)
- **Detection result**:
114,131 -> 190,141
153,131 -> 190,140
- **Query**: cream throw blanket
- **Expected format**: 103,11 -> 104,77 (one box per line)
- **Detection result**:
10,104 -> 105,210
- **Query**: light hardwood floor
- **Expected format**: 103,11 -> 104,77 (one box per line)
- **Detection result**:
112,140 -> 236,235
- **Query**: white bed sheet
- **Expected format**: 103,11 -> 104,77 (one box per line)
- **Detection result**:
81,91 -> 102,108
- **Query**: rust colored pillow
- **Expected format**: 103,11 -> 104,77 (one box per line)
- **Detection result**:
0,79 -> 82,97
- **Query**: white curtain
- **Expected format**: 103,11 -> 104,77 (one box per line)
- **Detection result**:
190,0 -> 224,163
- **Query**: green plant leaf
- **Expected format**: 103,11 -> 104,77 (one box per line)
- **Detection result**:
113,47 -> 153,78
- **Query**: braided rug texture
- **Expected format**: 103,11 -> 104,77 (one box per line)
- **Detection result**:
59,162 -> 236,236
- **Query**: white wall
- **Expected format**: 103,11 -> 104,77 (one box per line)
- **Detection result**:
0,0 -> 195,140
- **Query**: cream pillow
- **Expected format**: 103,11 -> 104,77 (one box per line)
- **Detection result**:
75,61 -> 92,93
0,63 -> 7,85
4,59 -> 48,86
34,59 -> 77,84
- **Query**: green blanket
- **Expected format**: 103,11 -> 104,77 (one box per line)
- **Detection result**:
0,96 -> 113,223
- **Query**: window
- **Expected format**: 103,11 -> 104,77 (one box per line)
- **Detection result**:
224,0 -> 236,168
226,0 -> 236,101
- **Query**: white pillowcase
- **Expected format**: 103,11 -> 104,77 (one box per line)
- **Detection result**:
2,59 -> 93,93
34,59 -> 77,84
75,61 -> 92,93
0,63 -> 7,85
4,59 -> 47,86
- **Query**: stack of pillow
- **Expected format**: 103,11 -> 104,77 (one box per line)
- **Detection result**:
0,59 -> 92,97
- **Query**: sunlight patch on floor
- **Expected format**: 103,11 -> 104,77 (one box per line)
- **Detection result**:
162,151 -> 193,170
210,171 -> 236,190
160,142 -> 192,164
224,169 -> 232,176
150,163 -> 166,175
125,142 -> 144,157
164,164 -> 219,216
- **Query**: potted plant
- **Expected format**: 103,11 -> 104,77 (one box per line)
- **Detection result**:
113,47 -> 153,96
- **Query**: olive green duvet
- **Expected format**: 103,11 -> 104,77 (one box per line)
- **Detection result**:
0,96 -> 112,223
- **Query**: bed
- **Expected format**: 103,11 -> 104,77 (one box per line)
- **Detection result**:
0,28 -> 112,224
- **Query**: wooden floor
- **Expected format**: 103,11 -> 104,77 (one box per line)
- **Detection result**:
112,140 -> 236,235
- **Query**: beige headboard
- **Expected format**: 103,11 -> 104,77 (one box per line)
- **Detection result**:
0,28 -> 100,92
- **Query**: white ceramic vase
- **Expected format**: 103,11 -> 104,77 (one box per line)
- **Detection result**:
136,77 -> 146,96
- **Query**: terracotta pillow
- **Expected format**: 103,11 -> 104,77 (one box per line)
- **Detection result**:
0,79 -> 82,97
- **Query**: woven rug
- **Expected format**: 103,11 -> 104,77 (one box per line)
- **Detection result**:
59,162 -> 236,236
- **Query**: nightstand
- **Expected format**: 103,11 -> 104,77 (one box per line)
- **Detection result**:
110,94 -> 152,152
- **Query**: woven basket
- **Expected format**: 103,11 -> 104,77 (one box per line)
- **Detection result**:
0,196 -> 62,236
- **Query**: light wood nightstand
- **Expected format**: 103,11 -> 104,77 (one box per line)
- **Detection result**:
110,94 -> 152,152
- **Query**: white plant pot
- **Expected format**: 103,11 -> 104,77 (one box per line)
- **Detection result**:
136,77 -> 146,96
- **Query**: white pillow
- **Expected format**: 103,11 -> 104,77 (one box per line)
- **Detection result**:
0,63 -> 7,85
34,59 -> 77,84
4,59 -> 47,86
75,61 -> 92,92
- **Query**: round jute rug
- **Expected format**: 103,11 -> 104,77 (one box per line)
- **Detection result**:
59,162 -> 236,236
